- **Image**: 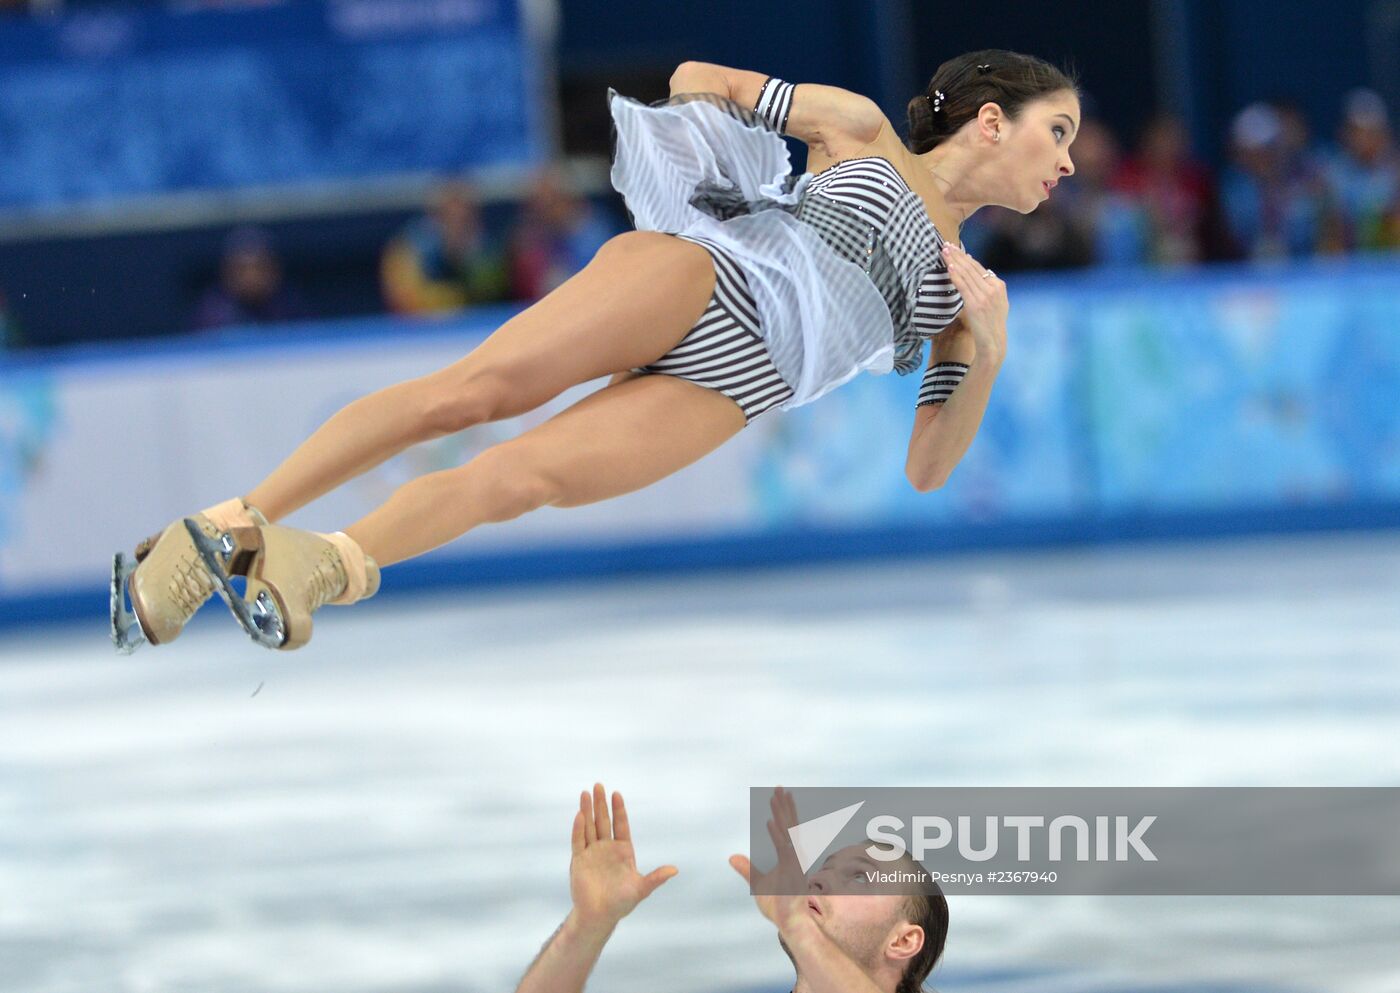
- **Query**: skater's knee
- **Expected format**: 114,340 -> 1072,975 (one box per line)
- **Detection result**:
464,445 -> 562,520
417,368 -> 516,437
595,230 -> 676,260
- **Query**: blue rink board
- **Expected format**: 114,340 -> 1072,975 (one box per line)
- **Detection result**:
4,257 -> 1400,627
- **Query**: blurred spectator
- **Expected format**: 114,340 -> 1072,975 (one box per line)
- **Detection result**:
1115,114 -> 1232,264
1056,118 -> 1150,266
1323,89 -> 1400,252
975,198 -> 1095,273
192,226 -> 309,331
506,165 -> 624,300
1271,98 -> 1350,254
1220,103 -> 1339,261
0,289 -> 23,349
380,181 -> 511,316
972,119 -> 1152,271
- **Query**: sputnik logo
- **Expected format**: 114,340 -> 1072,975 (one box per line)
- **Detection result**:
787,801 -> 865,873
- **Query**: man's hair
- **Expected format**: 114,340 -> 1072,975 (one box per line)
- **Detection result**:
892,858 -> 949,993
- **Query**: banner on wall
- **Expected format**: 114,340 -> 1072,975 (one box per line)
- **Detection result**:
0,0 -> 550,214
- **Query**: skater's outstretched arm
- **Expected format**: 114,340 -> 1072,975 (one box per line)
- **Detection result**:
905,243 -> 1008,492
669,61 -> 885,155
514,784 -> 677,993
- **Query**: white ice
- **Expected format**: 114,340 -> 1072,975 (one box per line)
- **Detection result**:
3,532 -> 1399,993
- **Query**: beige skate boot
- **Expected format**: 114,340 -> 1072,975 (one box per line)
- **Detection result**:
200,525 -> 380,651
110,497 -> 267,653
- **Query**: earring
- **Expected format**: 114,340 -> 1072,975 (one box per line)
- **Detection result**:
993,132 -> 1000,143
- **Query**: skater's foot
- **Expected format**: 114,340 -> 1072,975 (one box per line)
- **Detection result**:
110,498 -> 267,653
192,524 -> 379,651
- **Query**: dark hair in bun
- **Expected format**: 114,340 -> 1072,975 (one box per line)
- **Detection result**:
907,49 -> 1079,153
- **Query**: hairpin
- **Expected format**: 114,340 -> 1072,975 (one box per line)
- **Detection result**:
976,64 -> 993,74
930,89 -> 946,113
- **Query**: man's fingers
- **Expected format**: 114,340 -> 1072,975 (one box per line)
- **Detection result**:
729,854 -> 753,882
581,790 -> 597,845
640,865 -> 679,897
782,789 -> 799,826
612,791 -> 631,842
768,817 -> 788,853
572,809 -> 586,855
593,782 -> 612,840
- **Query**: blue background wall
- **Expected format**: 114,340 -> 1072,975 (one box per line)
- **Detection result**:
6,255 -> 1398,627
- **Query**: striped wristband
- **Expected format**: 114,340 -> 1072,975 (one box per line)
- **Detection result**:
754,76 -> 795,135
917,362 -> 970,407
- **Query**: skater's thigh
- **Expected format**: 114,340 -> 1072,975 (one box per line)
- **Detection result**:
491,372 -> 746,508
432,233 -> 718,417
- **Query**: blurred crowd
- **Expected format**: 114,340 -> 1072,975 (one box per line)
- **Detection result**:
184,165 -> 623,335
379,166 -> 622,318
192,89 -> 1396,340
0,289 -> 21,349
966,88 -> 1399,272
1,91 -> 1395,345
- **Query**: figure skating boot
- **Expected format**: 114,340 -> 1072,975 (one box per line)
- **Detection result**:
187,523 -> 379,651
109,497 -> 267,654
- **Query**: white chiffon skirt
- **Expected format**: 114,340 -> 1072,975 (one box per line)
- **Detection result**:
606,88 -> 897,410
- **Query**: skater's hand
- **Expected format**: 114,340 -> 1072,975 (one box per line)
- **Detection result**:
569,784 -> 677,929
728,786 -> 811,933
941,243 -> 1008,365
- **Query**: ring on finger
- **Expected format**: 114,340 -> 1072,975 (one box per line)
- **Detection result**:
982,269 -> 996,279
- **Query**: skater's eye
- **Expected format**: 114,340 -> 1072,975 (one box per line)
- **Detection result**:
1052,125 -> 1066,141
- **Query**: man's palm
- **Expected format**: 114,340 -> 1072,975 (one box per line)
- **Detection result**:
570,785 -> 677,928
572,839 -> 651,921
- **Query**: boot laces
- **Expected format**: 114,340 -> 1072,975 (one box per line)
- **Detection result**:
167,554 -> 215,617
305,545 -> 349,611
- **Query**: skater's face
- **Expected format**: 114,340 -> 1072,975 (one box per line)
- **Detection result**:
777,845 -> 925,984
992,88 -> 1079,213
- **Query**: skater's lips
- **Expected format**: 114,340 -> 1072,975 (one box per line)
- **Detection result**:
807,896 -> 823,916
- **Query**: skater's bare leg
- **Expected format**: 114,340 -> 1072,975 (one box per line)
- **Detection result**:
242,233 -> 717,521
342,373 -> 746,566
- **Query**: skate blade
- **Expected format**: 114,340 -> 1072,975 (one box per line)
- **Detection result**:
185,519 -> 287,650
109,552 -> 148,655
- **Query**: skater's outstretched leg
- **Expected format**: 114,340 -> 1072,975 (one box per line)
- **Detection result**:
112,233 -> 715,652
207,372 -> 744,649
242,233 -> 717,522
343,372 -> 746,566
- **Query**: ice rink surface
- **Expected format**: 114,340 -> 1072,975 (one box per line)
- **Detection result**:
4,531 -> 1400,993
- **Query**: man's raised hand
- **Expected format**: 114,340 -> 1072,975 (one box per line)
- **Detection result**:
729,785 -> 811,931
570,783 -> 678,929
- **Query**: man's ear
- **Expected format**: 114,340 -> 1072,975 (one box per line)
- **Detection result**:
887,922 -> 924,964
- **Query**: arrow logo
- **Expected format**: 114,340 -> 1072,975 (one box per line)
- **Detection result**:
788,800 -> 866,873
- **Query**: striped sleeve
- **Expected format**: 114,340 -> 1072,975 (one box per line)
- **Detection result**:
753,76 -> 796,135
916,362 -> 969,407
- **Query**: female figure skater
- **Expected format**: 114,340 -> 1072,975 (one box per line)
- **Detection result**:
111,49 -> 1079,652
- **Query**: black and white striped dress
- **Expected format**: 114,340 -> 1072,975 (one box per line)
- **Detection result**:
609,79 -> 968,423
